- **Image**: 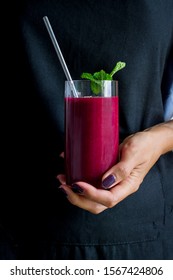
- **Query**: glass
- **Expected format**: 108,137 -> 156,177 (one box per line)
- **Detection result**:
65,80 -> 119,187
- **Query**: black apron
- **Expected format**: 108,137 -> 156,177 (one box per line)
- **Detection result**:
1,0 -> 173,259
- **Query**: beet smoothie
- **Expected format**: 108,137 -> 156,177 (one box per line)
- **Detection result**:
65,95 -> 119,187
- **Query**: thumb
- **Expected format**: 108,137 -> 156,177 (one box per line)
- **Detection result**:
102,159 -> 135,189
102,135 -> 142,189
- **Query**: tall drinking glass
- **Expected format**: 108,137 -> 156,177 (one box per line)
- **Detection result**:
65,80 -> 119,187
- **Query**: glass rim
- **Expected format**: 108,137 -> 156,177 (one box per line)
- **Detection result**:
65,79 -> 118,83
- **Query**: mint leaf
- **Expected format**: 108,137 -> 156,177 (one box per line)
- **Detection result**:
93,70 -> 105,80
81,72 -> 96,82
81,61 -> 126,94
91,80 -> 102,94
81,72 -> 102,94
110,61 -> 126,77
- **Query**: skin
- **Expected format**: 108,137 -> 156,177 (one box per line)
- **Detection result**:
57,120 -> 173,214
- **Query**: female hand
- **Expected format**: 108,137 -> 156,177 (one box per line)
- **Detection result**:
57,121 -> 173,214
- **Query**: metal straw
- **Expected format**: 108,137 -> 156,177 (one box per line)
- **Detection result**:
43,16 -> 78,97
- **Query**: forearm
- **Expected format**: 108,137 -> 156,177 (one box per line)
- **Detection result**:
145,120 -> 173,156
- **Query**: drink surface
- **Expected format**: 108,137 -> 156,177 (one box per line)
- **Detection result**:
65,96 -> 119,187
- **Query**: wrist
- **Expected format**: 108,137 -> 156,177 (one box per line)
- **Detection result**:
144,120 -> 173,155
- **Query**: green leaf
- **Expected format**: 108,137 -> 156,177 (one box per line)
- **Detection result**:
81,72 -> 102,94
91,80 -> 102,94
93,70 -> 112,81
110,61 -> 126,77
81,72 -> 96,82
81,61 -> 126,94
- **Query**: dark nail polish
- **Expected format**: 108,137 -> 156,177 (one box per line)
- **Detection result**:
102,174 -> 116,189
71,184 -> 83,194
59,187 -> 68,197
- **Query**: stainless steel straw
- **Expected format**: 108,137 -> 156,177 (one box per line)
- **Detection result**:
43,16 -> 78,97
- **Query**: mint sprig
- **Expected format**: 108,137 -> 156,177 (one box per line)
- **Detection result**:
81,61 -> 126,94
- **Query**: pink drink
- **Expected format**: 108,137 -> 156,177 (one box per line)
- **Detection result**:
65,94 -> 119,187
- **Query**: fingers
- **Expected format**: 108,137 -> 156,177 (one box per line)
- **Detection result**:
57,167 -> 142,214
57,174 -> 66,185
59,152 -> 64,158
59,184 -> 107,214
58,175 -> 139,214
56,167 -> 119,213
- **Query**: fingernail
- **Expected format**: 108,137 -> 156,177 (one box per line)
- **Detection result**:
102,174 -> 116,189
71,184 -> 83,194
59,187 -> 68,197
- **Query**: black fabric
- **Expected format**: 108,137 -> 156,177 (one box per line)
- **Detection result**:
1,0 -> 173,259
